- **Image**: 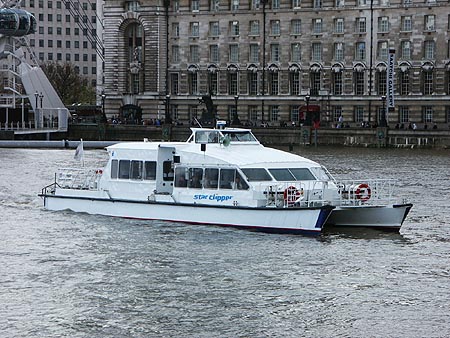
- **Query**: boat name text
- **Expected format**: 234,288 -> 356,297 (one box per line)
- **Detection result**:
193,194 -> 233,202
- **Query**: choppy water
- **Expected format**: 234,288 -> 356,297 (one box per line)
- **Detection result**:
0,147 -> 449,337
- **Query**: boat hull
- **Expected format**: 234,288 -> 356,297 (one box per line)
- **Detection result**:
326,203 -> 413,231
41,193 -> 334,235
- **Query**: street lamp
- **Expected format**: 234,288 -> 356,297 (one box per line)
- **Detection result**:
165,94 -> 172,124
233,94 -> 240,125
380,95 -> 387,127
101,92 -> 107,123
39,92 -> 44,108
34,91 -> 39,109
304,94 -> 310,126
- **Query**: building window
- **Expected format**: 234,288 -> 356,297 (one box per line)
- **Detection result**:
423,71 -> 433,95
210,45 -> 219,63
190,22 -> 199,37
249,44 -> 259,63
269,72 -> 279,95
313,18 -> 322,34
230,21 -> 240,36
190,45 -> 199,63
248,71 -> 258,95
189,72 -> 198,94
401,16 -> 412,31
291,72 -> 300,95
209,22 -> 219,37
334,18 -> 344,34
354,106 -> 364,123
334,42 -> 344,61
171,73 -> 179,95
399,70 -> 410,95
173,0 -> 179,11
291,43 -> 301,62
172,46 -> 179,63
210,0 -> 220,11
291,19 -> 301,35
355,42 -> 366,60
401,41 -> 411,59
231,0 -> 239,10
422,106 -> 433,123
399,106 -> 410,123
377,41 -> 388,60
333,106 -> 342,122
249,106 -> 259,122
249,20 -> 260,35
354,71 -> 365,95
172,23 -> 179,38
228,72 -> 238,95
310,71 -> 321,95
336,0 -> 345,7
251,0 -> 260,9
424,40 -> 435,59
378,16 -> 389,33
333,71 -> 343,95
356,17 -> 366,33
314,0 -> 322,8
424,15 -> 435,31
229,44 -> 239,62
270,20 -> 280,35
208,72 -> 218,95
191,0 -> 200,11
272,0 -> 280,9
292,0 -> 301,8
271,44 -> 280,62
291,105 -> 300,122
269,106 -> 279,122
377,71 -> 387,96
312,42 -> 322,62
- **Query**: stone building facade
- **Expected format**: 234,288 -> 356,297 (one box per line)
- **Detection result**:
103,0 -> 450,127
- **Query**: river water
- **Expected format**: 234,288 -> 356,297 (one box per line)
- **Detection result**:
0,147 -> 449,337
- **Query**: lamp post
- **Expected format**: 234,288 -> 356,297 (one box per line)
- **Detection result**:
34,91 -> 38,109
380,95 -> 387,127
101,92 -> 107,122
233,94 -> 239,125
39,92 -> 44,108
304,94 -> 310,126
165,94 -> 171,124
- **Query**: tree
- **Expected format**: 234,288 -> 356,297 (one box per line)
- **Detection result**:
40,62 -> 96,105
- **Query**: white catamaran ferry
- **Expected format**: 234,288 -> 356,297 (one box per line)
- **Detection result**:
40,127 -> 412,234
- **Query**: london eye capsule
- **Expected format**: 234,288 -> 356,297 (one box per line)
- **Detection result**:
0,8 -> 36,36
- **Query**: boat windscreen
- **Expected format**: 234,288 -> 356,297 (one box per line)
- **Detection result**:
289,168 -> 316,180
241,168 -> 273,181
268,169 -> 296,181
221,131 -> 257,142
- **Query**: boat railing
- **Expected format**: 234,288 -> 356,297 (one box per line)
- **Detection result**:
260,181 -> 330,208
332,179 -> 398,206
56,167 -> 103,190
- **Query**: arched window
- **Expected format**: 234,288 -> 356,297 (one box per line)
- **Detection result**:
125,22 -> 143,94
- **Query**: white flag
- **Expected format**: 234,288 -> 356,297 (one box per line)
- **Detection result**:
74,139 -> 84,162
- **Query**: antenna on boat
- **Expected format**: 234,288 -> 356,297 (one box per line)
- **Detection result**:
193,117 -> 203,128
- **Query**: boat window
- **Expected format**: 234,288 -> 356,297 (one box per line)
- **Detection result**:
119,160 -> 131,179
194,130 -> 219,144
221,131 -> 257,142
241,168 -> 272,181
130,160 -> 143,180
289,168 -> 316,181
233,172 -> 249,190
204,168 -> 219,189
111,159 -> 118,179
219,169 -> 235,189
174,166 -> 188,187
163,161 -> 174,181
188,168 -> 203,188
268,168 -> 295,181
310,167 -> 333,181
144,161 -> 156,180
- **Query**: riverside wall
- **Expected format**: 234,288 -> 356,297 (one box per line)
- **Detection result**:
10,123 -> 450,149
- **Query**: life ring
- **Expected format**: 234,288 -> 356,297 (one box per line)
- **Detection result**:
283,186 -> 303,205
354,183 -> 371,202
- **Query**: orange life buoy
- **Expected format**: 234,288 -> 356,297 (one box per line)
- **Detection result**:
283,186 -> 303,205
354,183 -> 371,201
